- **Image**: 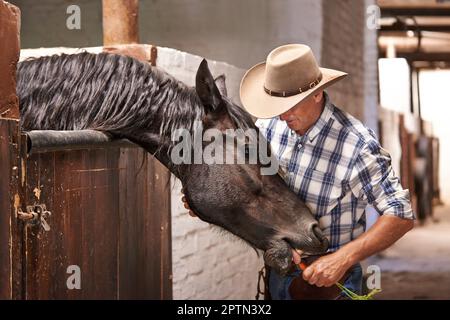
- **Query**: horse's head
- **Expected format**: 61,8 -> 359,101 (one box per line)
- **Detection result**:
178,60 -> 328,275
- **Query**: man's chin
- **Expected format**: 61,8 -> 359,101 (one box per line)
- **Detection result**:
286,123 -> 298,131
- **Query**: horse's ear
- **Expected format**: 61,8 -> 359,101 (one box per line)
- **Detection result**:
214,74 -> 228,97
195,59 -> 223,111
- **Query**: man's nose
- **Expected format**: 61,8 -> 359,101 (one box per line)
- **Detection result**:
280,111 -> 290,121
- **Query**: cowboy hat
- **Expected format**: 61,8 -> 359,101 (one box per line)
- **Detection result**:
240,44 -> 348,119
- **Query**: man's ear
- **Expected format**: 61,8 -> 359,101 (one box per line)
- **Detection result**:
214,74 -> 228,97
195,59 -> 223,111
313,90 -> 324,103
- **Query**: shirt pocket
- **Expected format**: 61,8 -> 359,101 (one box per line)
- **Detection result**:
302,168 -> 344,217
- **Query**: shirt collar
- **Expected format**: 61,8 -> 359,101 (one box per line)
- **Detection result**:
302,91 -> 334,143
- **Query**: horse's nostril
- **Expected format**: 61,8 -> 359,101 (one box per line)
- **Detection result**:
311,224 -> 322,239
310,223 -> 328,246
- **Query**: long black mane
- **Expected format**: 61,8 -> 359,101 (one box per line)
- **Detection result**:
17,52 -> 253,159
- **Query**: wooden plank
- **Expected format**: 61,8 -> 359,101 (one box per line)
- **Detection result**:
0,120 -> 12,299
23,150 -> 50,299
118,149 -> 172,299
150,159 -> 172,299
398,115 -> 418,217
65,149 -> 92,299
0,119 -> 24,299
379,0 -> 450,8
380,25 -> 450,32
0,1 -> 20,119
19,131 -> 171,299
24,148 -> 121,299
89,148 -> 119,298
382,8 -> 450,17
118,148 -> 147,298
431,138 -> 441,204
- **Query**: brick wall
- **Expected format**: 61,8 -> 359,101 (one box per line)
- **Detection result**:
363,0 -> 380,135
321,0 -> 379,134
140,0 -> 323,69
171,180 -> 263,299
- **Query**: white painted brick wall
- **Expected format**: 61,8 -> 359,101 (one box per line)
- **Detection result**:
171,178 -> 263,300
140,0 -> 322,69
364,0 -> 380,136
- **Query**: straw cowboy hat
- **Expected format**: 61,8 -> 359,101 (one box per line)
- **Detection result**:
240,44 -> 348,119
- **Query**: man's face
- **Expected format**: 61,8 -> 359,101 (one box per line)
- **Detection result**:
279,93 -> 318,132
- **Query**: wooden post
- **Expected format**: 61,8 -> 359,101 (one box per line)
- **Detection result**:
102,0 -> 139,45
0,0 -> 20,119
0,1 -> 23,299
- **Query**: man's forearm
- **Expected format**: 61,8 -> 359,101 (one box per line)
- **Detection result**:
339,215 -> 414,267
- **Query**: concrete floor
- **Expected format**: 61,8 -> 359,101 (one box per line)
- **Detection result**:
363,205 -> 450,299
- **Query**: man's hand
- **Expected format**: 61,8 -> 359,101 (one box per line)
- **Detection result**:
181,189 -> 198,217
302,251 -> 352,287
302,215 -> 414,287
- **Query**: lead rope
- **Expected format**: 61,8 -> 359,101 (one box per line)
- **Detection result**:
255,266 -> 268,300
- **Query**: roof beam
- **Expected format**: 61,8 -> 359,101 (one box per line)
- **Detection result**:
380,51 -> 450,62
381,8 -> 450,17
380,25 -> 450,32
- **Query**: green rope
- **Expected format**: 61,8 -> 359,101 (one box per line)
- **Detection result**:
335,282 -> 382,300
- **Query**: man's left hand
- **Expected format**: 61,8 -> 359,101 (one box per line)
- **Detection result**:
302,250 -> 352,287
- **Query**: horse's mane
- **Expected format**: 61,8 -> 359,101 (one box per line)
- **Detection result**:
17,52 -> 253,151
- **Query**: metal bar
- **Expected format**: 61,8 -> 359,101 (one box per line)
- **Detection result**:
102,0 -> 139,46
26,130 -> 137,155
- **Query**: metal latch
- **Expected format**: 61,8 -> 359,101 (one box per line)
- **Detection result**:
17,204 -> 51,231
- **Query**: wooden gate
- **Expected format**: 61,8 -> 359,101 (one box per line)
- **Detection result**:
0,120 -> 173,301
0,1 -> 172,300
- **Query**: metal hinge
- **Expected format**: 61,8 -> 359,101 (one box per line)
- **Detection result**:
17,204 -> 51,231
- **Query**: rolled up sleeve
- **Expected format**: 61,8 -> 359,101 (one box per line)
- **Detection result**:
349,141 -> 415,220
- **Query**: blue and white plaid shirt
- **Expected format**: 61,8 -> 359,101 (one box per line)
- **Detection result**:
256,92 -> 415,252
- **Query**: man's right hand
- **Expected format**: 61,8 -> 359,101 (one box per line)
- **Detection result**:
181,189 -> 198,218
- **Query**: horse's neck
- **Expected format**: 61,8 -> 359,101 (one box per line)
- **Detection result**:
108,81 -> 204,181
117,118 -> 198,181
116,129 -> 177,176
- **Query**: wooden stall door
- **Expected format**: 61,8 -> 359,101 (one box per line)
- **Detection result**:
17,144 -> 172,299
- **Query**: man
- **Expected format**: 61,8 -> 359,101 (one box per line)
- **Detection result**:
185,44 -> 415,299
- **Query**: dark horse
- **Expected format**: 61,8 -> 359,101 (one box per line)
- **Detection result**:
17,52 -> 328,275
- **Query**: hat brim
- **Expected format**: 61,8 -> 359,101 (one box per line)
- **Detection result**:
240,62 -> 348,119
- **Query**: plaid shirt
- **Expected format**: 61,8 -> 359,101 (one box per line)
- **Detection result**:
256,92 -> 415,252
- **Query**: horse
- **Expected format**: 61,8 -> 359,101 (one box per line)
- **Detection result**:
16,51 -> 328,276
